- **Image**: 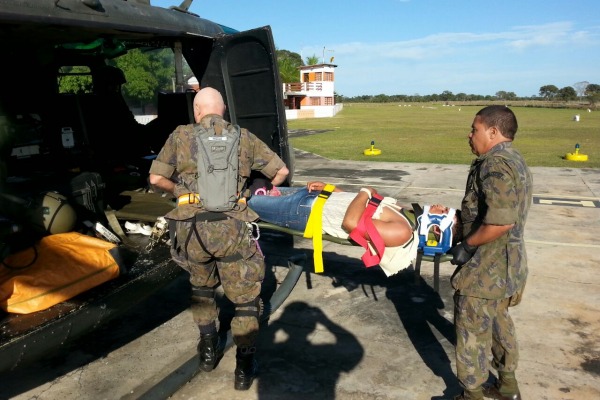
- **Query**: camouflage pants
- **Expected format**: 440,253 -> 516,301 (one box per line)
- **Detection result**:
453,293 -> 519,391
169,216 -> 265,347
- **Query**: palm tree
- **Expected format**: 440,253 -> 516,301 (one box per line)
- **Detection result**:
276,49 -> 303,83
306,55 -> 319,65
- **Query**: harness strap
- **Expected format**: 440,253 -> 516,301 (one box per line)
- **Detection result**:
349,193 -> 386,268
234,297 -> 261,318
411,203 -> 424,220
189,221 -> 243,262
303,184 -> 336,273
194,212 -> 230,223
401,208 -> 417,230
192,286 -> 215,298
170,214 -> 242,265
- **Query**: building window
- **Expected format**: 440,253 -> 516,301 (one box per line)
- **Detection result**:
324,72 -> 334,81
315,72 -> 322,81
324,97 -> 333,105
310,97 -> 321,106
303,72 -> 309,82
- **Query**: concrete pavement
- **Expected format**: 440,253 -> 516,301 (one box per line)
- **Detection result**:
2,150 -> 599,400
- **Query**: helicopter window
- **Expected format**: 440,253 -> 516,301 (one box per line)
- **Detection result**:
57,66 -> 93,94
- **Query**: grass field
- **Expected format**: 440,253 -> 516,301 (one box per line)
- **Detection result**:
288,104 -> 600,168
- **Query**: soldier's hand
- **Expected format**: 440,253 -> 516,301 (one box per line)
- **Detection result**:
307,181 -> 326,192
448,241 -> 478,265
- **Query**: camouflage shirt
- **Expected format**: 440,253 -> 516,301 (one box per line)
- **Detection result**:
452,141 -> 533,299
149,114 -> 286,222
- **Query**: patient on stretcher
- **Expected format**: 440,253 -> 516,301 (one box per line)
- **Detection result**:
247,180 -> 461,276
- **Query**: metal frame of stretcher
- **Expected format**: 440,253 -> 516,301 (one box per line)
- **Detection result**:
256,222 -> 453,293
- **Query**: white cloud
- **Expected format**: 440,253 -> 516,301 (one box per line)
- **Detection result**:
300,22 -> 600,96
304,22 -> 597,63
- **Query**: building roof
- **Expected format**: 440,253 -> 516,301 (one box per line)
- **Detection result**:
298,63 -> 338,70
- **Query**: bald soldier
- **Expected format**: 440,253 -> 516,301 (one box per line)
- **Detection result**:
149,87 -> 288,390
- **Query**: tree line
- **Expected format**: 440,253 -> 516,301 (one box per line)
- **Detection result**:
336,83 -> 600,107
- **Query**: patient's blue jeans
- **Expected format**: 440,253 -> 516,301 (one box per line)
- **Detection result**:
247,187 -> 316,231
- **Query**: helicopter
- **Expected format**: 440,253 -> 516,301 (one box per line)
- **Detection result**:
0,0 -> 295,373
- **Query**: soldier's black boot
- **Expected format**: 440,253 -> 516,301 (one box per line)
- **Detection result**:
234,346 -> 258,391
453,388 -> 484,400
483,371 -> 521,400
197,333 -> 222,372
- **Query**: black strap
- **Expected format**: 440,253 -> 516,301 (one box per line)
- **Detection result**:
235,297 -> 261,318
192,286 -> 215,298
411,203 -> 424,219
220,252 -> 243,263
318,186 -> 335,199
401,208 -> 417,230
194,212 -> 230,223
179,217 -> 243,264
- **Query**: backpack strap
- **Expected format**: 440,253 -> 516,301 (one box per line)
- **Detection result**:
348,193 -> 386,268
303,184 -> 336,273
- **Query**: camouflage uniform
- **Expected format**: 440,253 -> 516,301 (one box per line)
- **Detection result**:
149,114 -> 286,346
451,141 -> 532,391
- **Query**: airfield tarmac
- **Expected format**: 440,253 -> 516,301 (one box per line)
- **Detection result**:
1,149 -> 599,400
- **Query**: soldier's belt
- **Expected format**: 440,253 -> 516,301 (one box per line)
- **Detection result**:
177,193 -> 246,207
178,193 -> 201,206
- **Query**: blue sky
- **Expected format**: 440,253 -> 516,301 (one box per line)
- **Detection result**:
170,0 -> 599,97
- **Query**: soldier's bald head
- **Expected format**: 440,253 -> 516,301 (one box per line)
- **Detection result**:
194,87 -> 226,121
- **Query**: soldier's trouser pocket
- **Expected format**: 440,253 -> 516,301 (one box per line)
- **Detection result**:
508,284 -> 525,307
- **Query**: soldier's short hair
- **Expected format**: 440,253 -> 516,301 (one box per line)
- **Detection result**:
476,105 -> 518,140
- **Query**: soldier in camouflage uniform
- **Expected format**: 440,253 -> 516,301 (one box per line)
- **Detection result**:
448,106 -> 532,400
149,87 -> 289,391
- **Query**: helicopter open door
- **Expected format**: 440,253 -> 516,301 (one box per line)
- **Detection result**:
188,26 -> 295,184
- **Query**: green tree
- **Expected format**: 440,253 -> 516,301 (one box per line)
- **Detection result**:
439,90 -> 454,101
115,48 -> 176,105
114,49 -> 156,105
276,49 -> 303,83
539,85 -> 559,100
305,54 -> 319,65
57,66 -> 93,94
495,90 -> 516,100
557,86 -> 577,102
585,83 -> 600,106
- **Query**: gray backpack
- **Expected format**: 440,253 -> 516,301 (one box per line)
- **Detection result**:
196,122 -> 240,212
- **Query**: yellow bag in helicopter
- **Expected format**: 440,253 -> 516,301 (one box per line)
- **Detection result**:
0,232 -> 121,314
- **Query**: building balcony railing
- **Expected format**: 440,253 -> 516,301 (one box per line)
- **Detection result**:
283,82 -> 323,93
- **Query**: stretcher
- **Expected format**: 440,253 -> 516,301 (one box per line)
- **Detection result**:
112,191 -> 455,292
256,221 -> 453,293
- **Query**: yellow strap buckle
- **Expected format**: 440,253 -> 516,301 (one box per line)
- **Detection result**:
303,184 -> 335,273
177,193 -> 201,206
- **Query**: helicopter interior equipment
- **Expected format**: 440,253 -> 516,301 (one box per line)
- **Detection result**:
0,0 -> 295,374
